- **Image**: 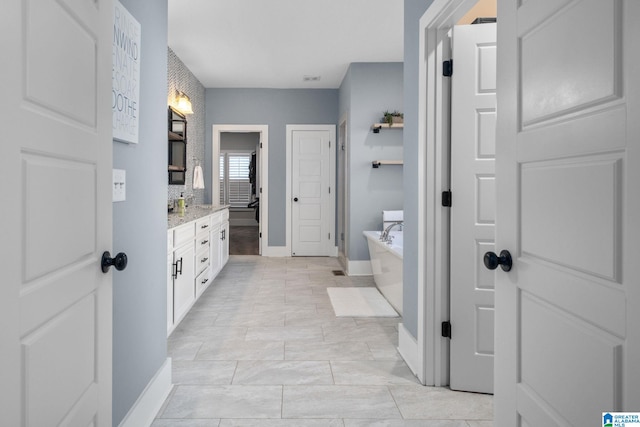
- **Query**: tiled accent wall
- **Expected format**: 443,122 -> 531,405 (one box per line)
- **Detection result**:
167,47 -> 206,205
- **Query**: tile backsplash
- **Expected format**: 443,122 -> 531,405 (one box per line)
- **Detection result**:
167,47 -> 206,205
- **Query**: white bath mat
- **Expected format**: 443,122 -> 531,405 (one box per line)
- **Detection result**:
327,287 -> 399,317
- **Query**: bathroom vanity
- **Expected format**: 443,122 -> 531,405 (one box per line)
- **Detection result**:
167,205 -> 229,335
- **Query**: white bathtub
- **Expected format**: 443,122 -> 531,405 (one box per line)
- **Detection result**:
363,230 -> 403,315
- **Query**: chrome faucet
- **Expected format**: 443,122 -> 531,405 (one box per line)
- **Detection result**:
380,221 -> 403,243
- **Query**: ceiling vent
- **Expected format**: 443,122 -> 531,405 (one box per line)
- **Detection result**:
303,75 -> 321,82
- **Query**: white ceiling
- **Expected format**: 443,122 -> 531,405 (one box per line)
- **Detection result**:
168,0 -> 404,89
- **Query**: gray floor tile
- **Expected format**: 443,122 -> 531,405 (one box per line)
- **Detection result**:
156,257 -> 493,425
322,325 -> 398,342
233,360 -> 333,385
152,419 -> 220,426
197,340 -> 284,361
330,361 -> 420,385
284,312 -> 356,328
219,420 -> 343,427
388,386 -> 493,420
282,385 -> 401,419
172,360 -> 237,385
161,385 -> 282,419
246,326 -> 324,341
213,311 -> 285,327
344,421 -> 470,427
169,326 -> 248,342
366,342 -> 403,361
285,341 -> 375,361
168,340 -> 204,361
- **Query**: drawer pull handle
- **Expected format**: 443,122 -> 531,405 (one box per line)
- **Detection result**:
201,257 -> 208,263
201,240 -> 209,245
172,261 -> 178,279
201,278 -> 209,285
201,224 -> 209,229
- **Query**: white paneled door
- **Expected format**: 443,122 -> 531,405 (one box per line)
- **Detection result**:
0,0 -> 114,426
495,0 -> 640,425
449,22 -> 496,395
290,126 -> 335,256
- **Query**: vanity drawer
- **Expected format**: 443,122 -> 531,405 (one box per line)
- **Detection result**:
195,216 -> 211,233
173,222 -> 194,248
196,233 -> 210,250
195,267 -> 211,297
196,247 -> 210,275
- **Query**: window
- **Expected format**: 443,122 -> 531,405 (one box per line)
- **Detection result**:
219,152 -> 252,207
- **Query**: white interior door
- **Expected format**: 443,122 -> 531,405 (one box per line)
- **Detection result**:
449,22 -> 496,395
291,127 -> 334,256
0,0 -> 113,425
495,0 -> 640,425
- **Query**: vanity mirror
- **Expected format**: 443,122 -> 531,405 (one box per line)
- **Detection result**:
168,106 -> 187,185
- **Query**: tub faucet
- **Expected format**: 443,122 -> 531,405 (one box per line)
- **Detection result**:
380,221 -> 403,243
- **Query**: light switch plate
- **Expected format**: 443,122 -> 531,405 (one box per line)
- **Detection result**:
113,169 -> 126,202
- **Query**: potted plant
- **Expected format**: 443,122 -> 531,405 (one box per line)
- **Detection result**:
382,110 -> 404,126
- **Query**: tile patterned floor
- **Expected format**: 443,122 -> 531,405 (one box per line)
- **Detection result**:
153,256 -> 493,426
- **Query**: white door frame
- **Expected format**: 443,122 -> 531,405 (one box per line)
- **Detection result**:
337,113 -> 349,269
405,0 -> 484,386
212,125 -> 268,256
286,124 -> 337,257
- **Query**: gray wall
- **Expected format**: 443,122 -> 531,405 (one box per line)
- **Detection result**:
112,0 -> 168,424
221,132 -> 261,152
168,48 -> 206,205
205,89 -> 339,246
339,62 -> 404,261
403,0 -> 434,338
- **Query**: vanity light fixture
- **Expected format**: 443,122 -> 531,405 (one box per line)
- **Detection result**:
175,90 -> 194,114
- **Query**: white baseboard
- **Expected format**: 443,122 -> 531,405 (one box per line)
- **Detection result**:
118,358 -> 173,427
346,259 -> 372,276
264,246 -> 290,257
262,246 -> 338,258
398,323 -> 424,384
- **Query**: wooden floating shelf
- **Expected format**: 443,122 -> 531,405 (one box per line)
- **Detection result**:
372,123 -> 404,133
372,160 -> 403,168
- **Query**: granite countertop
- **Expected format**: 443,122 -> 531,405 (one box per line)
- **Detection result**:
168,204 -> 229,229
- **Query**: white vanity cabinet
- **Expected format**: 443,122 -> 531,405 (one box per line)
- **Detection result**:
209,212 -> 222,278
194,216 -> 211,298
219,219 -> 229,267
167,207 -> 229,336
168,222 -> 196,332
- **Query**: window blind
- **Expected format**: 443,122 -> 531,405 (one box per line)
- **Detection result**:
219,153 -> 252,207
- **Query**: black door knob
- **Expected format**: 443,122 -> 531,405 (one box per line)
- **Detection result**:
483,250 -> 512,272
293,197 -> 299,202
101,251 -> 128,273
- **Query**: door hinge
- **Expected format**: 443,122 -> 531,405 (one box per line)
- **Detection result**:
260,142 -> 263,148
260,187 -> 262,194
328,233 -> 331,240
442,321 -> 452,338
328,187 -> 331,194
341,232 -> 344,241
443,60 -> 453,77
442,190 -> 452,207
329,141 -> 331,148
259,232 -> 262,238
